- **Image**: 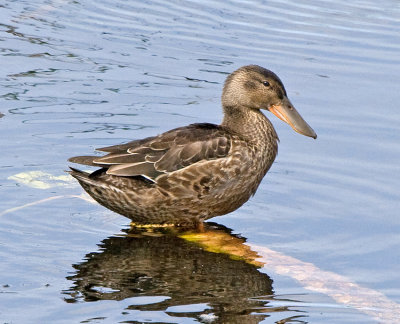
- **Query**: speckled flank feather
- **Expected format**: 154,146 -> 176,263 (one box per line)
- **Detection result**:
68,65 -> 314,225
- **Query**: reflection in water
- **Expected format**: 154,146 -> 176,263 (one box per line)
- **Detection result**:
63,223 -> 284,323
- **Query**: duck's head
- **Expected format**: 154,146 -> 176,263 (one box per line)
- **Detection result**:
222,65 -> 317,139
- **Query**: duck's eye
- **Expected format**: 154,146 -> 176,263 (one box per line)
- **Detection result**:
262,81 -> 270,87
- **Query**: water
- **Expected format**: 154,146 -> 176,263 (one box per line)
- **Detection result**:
1,0 -> 400,323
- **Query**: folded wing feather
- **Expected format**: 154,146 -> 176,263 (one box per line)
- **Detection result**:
69,123 -> 233,181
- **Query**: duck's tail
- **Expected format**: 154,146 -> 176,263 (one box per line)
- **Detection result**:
68,167 -> 101,187
68,156 -> 98,166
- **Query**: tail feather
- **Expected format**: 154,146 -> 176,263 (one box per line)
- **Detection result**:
68,167 -> 118,190
68,156 -> 99,166
68,167 -> 96,185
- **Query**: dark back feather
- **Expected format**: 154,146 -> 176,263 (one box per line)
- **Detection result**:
88,123 -> 233,181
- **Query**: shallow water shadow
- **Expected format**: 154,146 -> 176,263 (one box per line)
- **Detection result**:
63,223 -> 285,323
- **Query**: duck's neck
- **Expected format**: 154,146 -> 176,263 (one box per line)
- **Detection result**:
221,105 -> 279,146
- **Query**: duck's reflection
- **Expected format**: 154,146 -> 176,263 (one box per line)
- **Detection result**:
64,223 -> 275,323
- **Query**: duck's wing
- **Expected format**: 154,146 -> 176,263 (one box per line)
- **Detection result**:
71,123 -> 233,181
96,136 -> 158,153
68,136 -> 158,166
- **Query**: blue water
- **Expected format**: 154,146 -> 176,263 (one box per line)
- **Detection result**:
1,0 -> 399,323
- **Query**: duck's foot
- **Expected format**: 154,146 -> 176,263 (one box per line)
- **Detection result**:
129,220 -> 206,232
129,222 -> 176,228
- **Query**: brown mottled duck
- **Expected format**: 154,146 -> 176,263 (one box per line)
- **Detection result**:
69,65 -> 316,225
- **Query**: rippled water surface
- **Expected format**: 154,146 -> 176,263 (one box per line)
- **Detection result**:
1,0 -> 400,323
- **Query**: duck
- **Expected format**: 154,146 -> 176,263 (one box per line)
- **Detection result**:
68,65 -> 316,225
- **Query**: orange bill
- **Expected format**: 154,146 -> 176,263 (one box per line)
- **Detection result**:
268,98 -> 317,139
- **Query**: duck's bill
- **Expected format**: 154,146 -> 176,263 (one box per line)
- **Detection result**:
268,98 -> 317,139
